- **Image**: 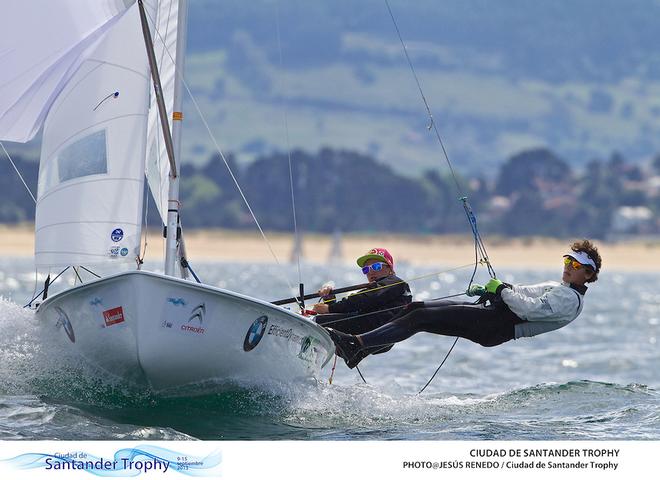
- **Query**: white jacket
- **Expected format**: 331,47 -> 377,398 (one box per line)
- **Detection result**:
500,281 -> 585,339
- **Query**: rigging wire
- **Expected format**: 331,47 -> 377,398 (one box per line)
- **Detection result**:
142,7 -> 303,305
274,0 -> 304,289
383,0 -> 494,278
24,266 -> 70,308
384,0 -> 462,195
1,142 -> 37,204
79,266 -> 101,278
384,0 -> 498,393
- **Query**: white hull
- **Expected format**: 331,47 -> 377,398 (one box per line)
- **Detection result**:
36,271 -> 334,394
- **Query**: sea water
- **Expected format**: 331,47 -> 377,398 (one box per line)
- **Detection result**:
0,257 -> 658,440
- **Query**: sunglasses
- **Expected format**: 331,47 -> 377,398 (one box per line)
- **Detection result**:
361,262 -> 386,274
563,256 -> 591,271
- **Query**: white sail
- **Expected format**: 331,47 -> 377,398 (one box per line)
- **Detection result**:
35,3 -> 152,268
0,0 -> 134,143
145,0 -> 181,221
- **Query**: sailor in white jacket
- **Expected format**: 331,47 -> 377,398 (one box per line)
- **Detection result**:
327,240 -> 602,369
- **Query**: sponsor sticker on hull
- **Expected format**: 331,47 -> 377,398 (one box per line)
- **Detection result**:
161,297 -> 208,336
102,306 -> 125,327
243,316 -> 268,352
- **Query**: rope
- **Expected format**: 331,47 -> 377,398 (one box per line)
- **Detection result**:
417,337 -> 458,395
328,355 -> 338,384
142,7 -> 302,302
314,261 -> 485,309
318,292 -> 465,328
1,142 -> 37,204
355,365 -> 368,384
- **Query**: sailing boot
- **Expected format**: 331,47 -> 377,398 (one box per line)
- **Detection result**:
326,328 -> 368,369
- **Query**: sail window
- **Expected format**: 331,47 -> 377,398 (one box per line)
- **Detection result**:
57,130 -> 108,183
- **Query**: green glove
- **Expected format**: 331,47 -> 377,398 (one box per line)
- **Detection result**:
467,284 -> 486,296
485,278 -> 507,295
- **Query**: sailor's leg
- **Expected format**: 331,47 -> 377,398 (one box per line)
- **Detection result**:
359,302 -> 516,349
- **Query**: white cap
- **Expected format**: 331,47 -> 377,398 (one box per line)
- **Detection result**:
564,251 -> 597,271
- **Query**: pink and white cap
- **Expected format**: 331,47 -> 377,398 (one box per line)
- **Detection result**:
356,247 -> 394,268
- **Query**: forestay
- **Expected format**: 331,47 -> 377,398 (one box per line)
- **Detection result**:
35,3 -> 153,267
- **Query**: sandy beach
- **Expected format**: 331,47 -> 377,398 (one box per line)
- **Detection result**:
1,224 -> 659,272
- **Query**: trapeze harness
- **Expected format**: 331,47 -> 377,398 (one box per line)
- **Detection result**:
357,281 -> 587,350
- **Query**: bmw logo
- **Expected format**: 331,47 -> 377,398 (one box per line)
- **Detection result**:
243,316 -> 268,352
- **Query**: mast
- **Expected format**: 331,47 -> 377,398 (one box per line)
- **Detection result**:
170,0 -> 189,278
137,0 -> 188,277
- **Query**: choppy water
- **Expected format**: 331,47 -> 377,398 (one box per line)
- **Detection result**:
0,257 -> 659,440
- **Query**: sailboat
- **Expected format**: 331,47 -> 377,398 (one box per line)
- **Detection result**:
0,0 -> 333,393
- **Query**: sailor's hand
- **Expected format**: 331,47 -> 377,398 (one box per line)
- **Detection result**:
485,278 -> 508,295
467,284 -> 486,296
318,284 -> 334,297
312,303 -> 330,314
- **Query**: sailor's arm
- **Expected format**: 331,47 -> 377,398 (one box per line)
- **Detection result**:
328,278 -> 408,314
509,282 -> 555,297
500,286 -> 580,322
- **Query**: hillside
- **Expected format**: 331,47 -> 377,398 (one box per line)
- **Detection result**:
175,0 -> 660,174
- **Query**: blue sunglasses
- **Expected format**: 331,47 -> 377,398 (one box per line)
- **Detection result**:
361,262 -> 386,275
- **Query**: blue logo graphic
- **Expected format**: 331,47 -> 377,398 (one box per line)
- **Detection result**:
89,298 -> 102,306
167,297 -> 187,306
111,228 -> 124,242
243,316 -> 268,352
120,248 -> 129,257
0,445 -> 221,476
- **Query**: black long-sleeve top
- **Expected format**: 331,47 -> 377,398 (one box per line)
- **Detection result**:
325,274 -> 412,333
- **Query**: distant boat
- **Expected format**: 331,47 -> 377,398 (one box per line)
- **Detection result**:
0,0 -> 333,394
328,229 -> 344,264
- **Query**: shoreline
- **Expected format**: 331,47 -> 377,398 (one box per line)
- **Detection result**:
1,224 -> 659,272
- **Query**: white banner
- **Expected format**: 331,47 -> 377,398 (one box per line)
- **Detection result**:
0,440 -> 655,479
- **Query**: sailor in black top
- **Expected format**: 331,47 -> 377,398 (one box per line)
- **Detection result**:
313,247 -> 412,353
